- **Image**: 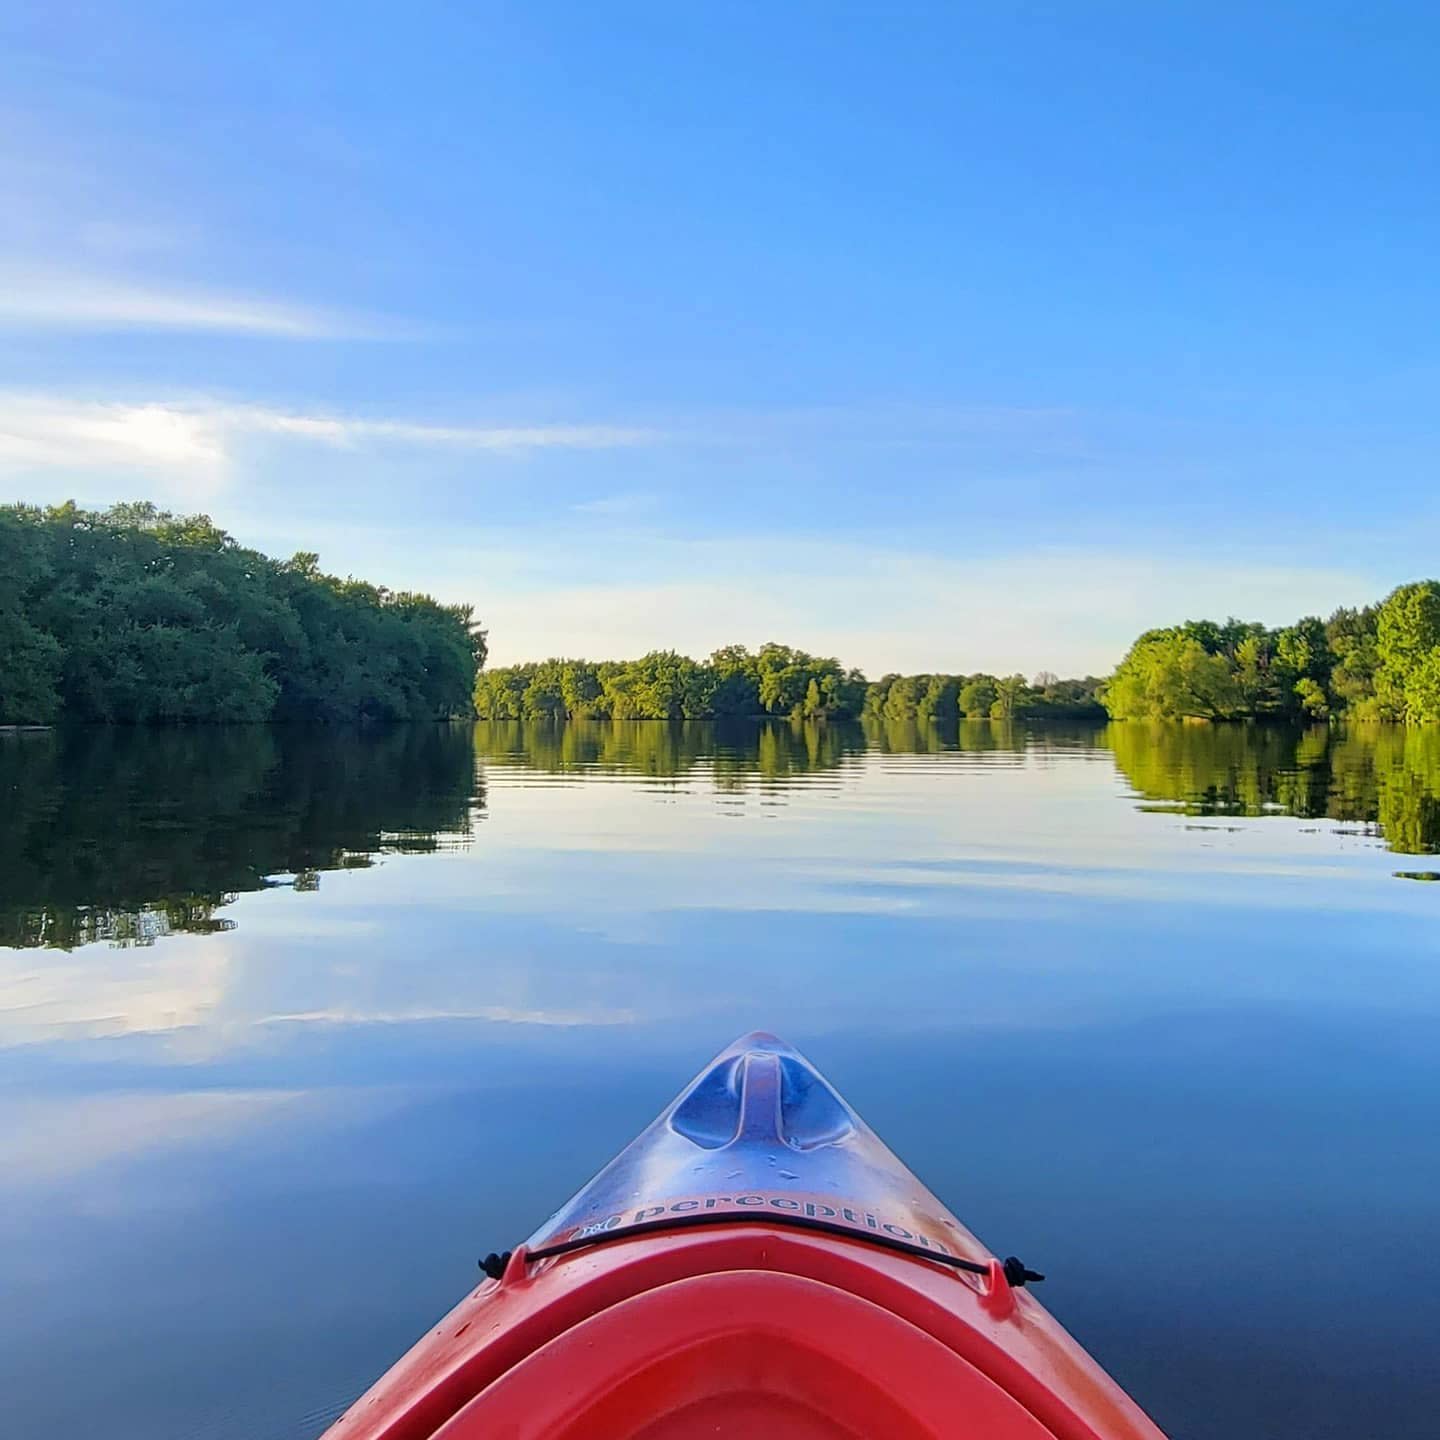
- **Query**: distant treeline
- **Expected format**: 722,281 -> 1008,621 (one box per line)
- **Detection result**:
0,502 -> 483,724
16,500 -> 1440,731
474,645 -> 1105,722
1102,583 -> 1440,723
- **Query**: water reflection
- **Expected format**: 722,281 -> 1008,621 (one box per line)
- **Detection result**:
868,715 -> 1038,755
473,715 -> 1061,782
477,718 -> 1440,858
1106,722 -> 1440,854
0,725 -> 480,948
5,720 -> 1439,959
473,716 -> 871,784
4,718 -> 1440,1440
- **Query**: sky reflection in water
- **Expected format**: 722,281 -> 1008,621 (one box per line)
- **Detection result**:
1,720 -> 1438,1439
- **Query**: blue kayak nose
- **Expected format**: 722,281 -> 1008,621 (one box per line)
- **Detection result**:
526,1032 -> 978,1264
669,1032 -> 855,1151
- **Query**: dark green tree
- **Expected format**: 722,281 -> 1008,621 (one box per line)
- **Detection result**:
959,675 -> 998,719
1,502 -> 480,725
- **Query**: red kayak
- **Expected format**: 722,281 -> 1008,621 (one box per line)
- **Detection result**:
324,1033 -> 1169,1439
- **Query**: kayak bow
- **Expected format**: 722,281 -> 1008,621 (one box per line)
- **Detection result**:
324,1032 -> 1168,1439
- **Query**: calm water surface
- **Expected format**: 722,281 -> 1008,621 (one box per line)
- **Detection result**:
2,720 -> 1439,1439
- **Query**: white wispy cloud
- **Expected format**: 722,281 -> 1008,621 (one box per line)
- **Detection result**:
236,409 -> 658,450
0,392 -> 661,499
0,395 -> 231,494
0,266 -> 368,338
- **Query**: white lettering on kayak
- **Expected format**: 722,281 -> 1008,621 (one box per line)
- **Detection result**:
560,1193 -> 951,1256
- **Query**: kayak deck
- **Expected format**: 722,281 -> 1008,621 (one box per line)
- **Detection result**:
429,1264 -> 1057,1438
323,1034 -> 1168,1440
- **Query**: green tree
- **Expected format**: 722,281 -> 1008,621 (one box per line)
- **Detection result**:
1326,605 -> 1379,717
475,665 -> 530,719
560,660 -> 603,718
1102,633 -> 1240,720
0,509 -> 63,722
882,675 -> 921,722
0,501 -> 481,725
864,676 -> 896,716
626,650 -> 701,718
599,664 -> 642,719
522,659 -> 568,720
823,669 -> 867,718
1376,582 -> 1440,722
1294,677 -> 1330,719
1403,650 -> 1440,725
707,645 -> 761,715
915,674 -> 959,725
1025,673 -> 1106,718
990,674 -> 1029,721
959,675 -> 997,718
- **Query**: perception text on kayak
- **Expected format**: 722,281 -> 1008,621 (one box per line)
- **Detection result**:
568,1193 -> 954,1255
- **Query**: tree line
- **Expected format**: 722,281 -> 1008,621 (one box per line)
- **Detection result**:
0,502 -> 483,724
11,500 -> 1440,730
475,645 -> 1105,722
1101,582 -> 1440,723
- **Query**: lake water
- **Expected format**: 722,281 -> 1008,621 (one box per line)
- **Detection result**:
2,719 -> 1438,1439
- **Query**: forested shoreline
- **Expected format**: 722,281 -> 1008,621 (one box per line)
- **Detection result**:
478,584 -> 1440,727
1103,583 -> 1440,724
474,647 -> 1105,723
0,503 -> 482,724
6,500 -> 1440,730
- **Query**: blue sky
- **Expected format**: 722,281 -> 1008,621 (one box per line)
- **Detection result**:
2,1 -> 1437,674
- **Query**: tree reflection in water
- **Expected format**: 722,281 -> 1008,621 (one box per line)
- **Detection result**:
6,717 -> 1438,952
0,724 -> 480,948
